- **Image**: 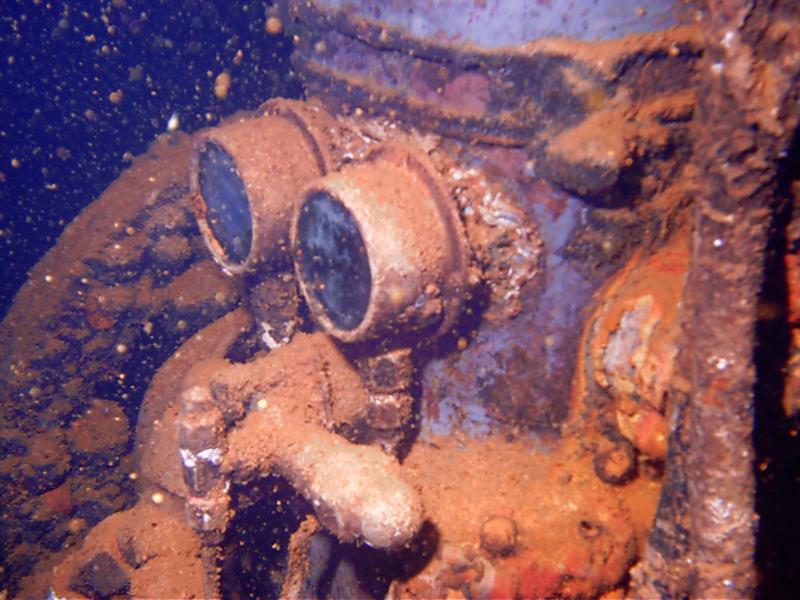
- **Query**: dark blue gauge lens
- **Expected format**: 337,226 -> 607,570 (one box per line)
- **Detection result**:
296,192 -> 371,331
198,142 -> 252,265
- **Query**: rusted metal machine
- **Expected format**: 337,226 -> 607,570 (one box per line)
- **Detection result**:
1,1 -> 799,598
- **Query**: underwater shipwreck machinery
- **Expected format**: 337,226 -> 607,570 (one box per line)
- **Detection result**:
1,0 -> 799,598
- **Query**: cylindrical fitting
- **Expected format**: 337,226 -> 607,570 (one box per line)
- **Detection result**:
291,145 -> 469,343
177,386 -> 226,496
225,397 -> 424,550
189,99 -> 333,274
283,431 -> 423,549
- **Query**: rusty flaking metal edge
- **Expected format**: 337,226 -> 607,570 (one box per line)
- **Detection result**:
282,0 -> 702,146
631,0 -> 800,597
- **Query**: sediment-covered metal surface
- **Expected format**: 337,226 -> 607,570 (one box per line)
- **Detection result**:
1,1 -> 799,599
0,133 -> 243,593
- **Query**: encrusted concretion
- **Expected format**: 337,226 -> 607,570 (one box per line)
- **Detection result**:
6,2 -> 800,596
582,233 -> 690,461
178,332 -> 424,563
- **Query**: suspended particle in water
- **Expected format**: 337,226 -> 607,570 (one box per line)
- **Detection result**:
128,65 -> 143,82
214,71 -> 231,99
167,111 -> 180,132
266,16 -> 283,35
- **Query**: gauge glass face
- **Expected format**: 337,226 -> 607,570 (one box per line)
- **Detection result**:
198,141 -> 253,265
296,191 -> 371,330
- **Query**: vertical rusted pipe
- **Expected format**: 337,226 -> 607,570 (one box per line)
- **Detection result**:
632,1 -> 800,597
686,1 -> 800,596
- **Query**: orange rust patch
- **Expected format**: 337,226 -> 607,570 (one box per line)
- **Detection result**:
631,407 -> 668,461
40,483 -> 72,516
517,561 -> 562,599
87,310 -> 116,330
786,253 -> 800,325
